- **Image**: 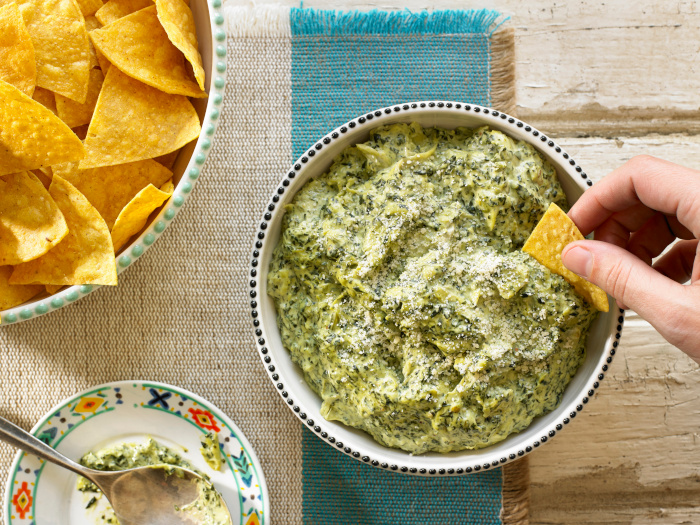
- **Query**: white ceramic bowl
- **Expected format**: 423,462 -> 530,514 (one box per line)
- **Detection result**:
0,0 -> 227,325
251,102 -> 624,476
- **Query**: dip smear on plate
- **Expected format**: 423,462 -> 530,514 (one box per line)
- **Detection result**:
268,123 -> 598,454
77,438 -> 230,524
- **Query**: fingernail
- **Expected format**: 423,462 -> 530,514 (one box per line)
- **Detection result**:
562,245 -> 593,278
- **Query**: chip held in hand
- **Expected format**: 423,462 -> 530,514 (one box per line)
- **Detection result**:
523,202 -> 609,312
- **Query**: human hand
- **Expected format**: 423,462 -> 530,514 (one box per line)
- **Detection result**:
560,155 -> 700,362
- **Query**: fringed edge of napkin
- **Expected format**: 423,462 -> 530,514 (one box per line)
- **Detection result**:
224,5 -> 510,39
287,7 -> 505,36
490,26 -> 516,115
502,456 -> 531,525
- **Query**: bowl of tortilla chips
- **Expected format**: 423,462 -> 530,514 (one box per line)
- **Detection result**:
0,0 -> 226,323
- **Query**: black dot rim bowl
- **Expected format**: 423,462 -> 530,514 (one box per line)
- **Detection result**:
250,102 -> 623,476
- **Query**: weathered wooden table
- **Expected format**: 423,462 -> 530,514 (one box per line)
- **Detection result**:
504,3 -> 700,522
267,0 -> 700,522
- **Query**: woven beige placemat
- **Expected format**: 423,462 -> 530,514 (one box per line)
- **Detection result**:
0,34 -> 302,525
0,11 -> 527,525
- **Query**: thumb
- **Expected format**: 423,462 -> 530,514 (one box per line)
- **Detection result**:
561,239 -> 687,322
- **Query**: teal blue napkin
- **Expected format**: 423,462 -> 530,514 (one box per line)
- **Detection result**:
291,8 -> 509,524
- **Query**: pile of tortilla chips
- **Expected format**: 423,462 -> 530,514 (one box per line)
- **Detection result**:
0,0 -> 204,313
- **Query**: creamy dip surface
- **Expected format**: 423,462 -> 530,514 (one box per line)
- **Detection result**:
78,438 -> 230,525
268,123 -> 599,454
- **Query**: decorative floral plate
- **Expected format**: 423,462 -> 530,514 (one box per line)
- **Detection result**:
4,381 -> 268,525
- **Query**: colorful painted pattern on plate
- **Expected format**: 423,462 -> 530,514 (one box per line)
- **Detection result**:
6,383 -> 266,525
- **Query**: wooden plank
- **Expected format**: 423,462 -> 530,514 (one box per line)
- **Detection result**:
528,135 -> 700,525
529,318 -> 700,525
511,0 -> 700,129
518,106 -> 700,138
555,134 -> 700,179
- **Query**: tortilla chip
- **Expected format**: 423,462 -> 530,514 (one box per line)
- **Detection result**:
94,46 -> 110,73
53,158 -> 172,229
89,6 -> 205,98
87,47 -> 99,69
75,0 -> 103,16
0,171 -> 69,265
111,183 -> 172,252
0,80 -> 84,175
2,0 -> 91,103
45,284 -> 62,294
155,0 -> 204,90
523,202 -> 609,312
81,67 -> 200,169
0,3 -> 36,97
84,15 -> 101,69
56,68 -> 104,128
159,179 -> 174,194
32,86 -> 56,114
10,175 -> 118,286
31,167 -> 52,189
85,14 -> 102,30
95,0 -> 151,25
154,149 -> 180,170
0,266 -> 43,311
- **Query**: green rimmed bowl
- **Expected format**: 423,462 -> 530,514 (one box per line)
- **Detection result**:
3,380 -> 269,525
0,0 -> 227,325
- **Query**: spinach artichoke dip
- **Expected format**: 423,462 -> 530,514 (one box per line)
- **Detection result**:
77,438 -> 230,525
268,123 -> 598,454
